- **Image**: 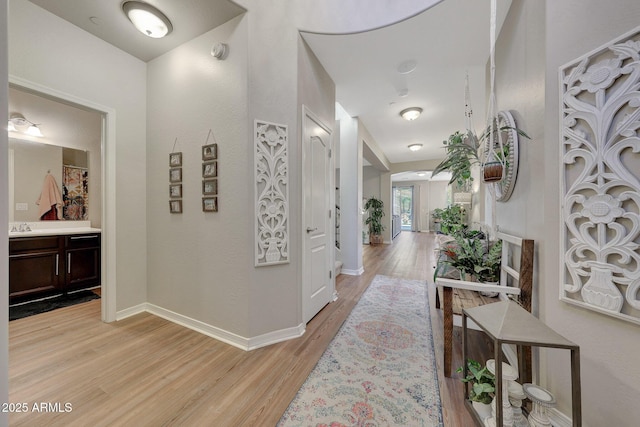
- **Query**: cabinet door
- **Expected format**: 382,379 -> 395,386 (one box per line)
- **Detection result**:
65,247 -> 100,289
9,250 -> 63,299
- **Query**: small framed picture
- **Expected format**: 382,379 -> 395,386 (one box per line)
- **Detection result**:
202,144 -> 217,161
202,197 -> 218,212
202,179 -> 218,195
202,161 -> 217,178
169,184 -> 182,198
170,168 -> 182,183
169,152 -> 182,167
169,199 -> 182,214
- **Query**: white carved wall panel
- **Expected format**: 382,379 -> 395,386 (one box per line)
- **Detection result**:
255,120 -> 289,266
560,27 -> 640,324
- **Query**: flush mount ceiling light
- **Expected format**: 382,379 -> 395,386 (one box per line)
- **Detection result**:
400,107 -> 422,121
8,113 -> 44,137
122,1 -> 173,38
408,144 -> 423,152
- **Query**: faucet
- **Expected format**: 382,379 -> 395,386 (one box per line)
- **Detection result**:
18,223 -> 31,232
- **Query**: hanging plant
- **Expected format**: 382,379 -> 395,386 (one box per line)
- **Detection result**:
478,111 -> 530,185
432,130 -> 480,189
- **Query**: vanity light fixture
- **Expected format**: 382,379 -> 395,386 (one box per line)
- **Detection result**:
8,113 -> 44,137
400,107 -> 422,121
408,144 -> 423,152
122,1 -> 173,39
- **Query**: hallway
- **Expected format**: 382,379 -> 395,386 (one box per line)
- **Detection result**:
9,231 -> 480,426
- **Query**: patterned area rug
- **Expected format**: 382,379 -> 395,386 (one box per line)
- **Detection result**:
279,275 -> 443,427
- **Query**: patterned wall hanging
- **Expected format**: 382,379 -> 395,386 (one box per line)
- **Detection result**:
560,26 -> 640,324
254,120 -> 289,266
62,165 -> 89,220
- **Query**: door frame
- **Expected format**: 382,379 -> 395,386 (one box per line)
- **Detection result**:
9,75 -> 117,322
301,105 -> 336,323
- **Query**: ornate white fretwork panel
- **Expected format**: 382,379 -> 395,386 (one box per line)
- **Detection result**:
255,120 -> 289,266
560,27 -> 640,324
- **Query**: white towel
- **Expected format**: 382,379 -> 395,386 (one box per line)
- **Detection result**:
36,174 -> 63,219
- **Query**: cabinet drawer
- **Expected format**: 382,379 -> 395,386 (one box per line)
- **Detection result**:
10,236 -> 61,254
65,234 -> 101,249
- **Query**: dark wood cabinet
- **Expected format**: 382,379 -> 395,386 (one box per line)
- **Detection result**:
9,233 -> 101,303
65,234 -> 101,290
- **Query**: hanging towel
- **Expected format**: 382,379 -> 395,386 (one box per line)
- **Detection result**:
36,173 -> 63,220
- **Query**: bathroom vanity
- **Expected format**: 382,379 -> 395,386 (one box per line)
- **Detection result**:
9,223 -> 101,304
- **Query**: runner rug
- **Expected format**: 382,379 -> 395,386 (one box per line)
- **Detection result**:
278,275 -> 443,427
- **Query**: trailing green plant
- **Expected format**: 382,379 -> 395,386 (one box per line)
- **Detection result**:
435,205 -> 467,236
456,359 -> 495,404
364,196 -> 385,236
432,123 -> 530,189
432,130 -> 478,188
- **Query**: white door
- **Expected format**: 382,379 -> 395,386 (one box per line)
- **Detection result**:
302,107 -> 334,323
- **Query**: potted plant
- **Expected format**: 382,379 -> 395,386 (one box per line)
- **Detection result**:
432,119 -> 530,186
364,196 -> 385,245
437,204 -> 468,236
457,358 -> 495,419
479,115 -> 531,183
474,239 -> 502,297
432,130 -> 478,189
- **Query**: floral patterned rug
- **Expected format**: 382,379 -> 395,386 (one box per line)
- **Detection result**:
278,275 -> 443,427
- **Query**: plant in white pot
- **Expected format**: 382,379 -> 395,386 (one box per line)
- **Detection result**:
457,359 -> 496,420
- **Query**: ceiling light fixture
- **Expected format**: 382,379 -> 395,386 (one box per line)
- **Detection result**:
8,113 -> 44,137
122,1 -> 173,39
400,107 -> 422,121
408,144 -> 423,152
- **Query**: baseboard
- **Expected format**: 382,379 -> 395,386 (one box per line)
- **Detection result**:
549,408 -> 572,427
115,303 -> 146,320
246,323 -> 306,351
341,267 -> 365,276
117,302 -> 305,351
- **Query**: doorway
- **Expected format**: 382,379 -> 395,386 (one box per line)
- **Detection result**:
394,186 -> 414,231
302,106 -> 335,324
8,78 -> 116,322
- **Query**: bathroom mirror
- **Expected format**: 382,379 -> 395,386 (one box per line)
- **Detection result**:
9,138 -> 89,222
9,84 -> 102,226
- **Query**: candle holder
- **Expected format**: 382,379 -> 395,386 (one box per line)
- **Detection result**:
508,380 -> 529,427
523,383 -> 556,427
486,359 -> 518,427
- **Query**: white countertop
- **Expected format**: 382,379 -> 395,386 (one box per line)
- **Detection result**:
8,221 -> 101,238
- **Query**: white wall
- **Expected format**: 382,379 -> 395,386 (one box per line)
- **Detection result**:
495,1 -> 640,425
146,15 -> 251,336
0,0 -> 9,424
543,1 -> 640,425
336,104 -> 363,274
9,0 -> 147,310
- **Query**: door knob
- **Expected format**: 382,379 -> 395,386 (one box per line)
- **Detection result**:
306,227 -> 317,233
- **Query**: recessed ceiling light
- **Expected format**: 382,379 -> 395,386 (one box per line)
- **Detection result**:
400,107 -> 422,121
408,144 -> 423,151
122,1 -> 173,38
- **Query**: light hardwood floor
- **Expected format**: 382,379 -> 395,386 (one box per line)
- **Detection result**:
9,232 -> 487,426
